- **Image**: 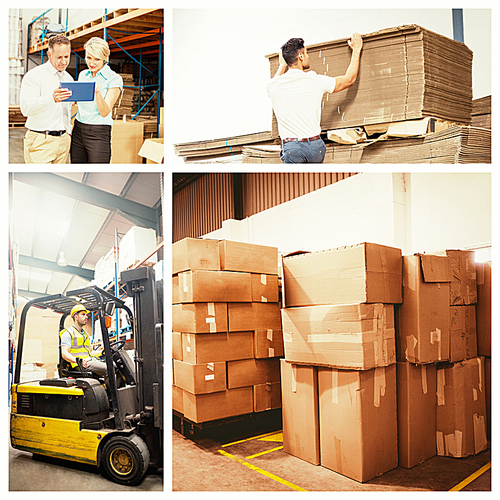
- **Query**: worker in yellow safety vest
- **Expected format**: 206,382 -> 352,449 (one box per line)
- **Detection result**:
59,304 -> 108,378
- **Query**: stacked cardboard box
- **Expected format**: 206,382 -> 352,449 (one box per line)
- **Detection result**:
172,237 -> 283,424
281,242 -> 402,482
396,249 -> 487,467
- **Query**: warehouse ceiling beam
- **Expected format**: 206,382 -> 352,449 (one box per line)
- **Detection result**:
13,172 -> 159,232
19,255 -> 95,281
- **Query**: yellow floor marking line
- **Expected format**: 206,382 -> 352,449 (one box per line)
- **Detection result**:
449,462 -> 491,491
222,431 -> 282,448
246,445 -> 284,459
258,432 -> 283,442
218,449 -> 308,491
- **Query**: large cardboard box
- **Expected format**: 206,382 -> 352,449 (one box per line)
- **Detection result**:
173,359 -> 226,395
254,329 -> 284,359
228,302 -> 281,332
172,303 -> 228,333
282,303 -> 395,370
182,387 -> 254,423
283,243 -> 402,307
219,240 -> 279,275
476,262 -> 491,357
253,382 -> 282,412
119,226 -> 157,272
436,357 -> 488,458
485,357 -> 491,440
396,254 -> 452,364
172,238 -> 220,275
251,273 -> 279,303
318,364 -> 398,482
111,119 -> 144,163
397,362 -> 437,468
449,305 -> 477,363
227,357 -> 281,389
172,332 -> 182,361
139,138 -> 164,164
182,331 -> 254,364
281,360 -> 320,465
176,270 -> 252,303
172,385 -> 183,414
444,249 -> 477,305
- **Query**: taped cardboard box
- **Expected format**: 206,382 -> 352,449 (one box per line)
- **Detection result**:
282,303 -> 395,370
182,331 -> 254,364
254,329 -> 284,359
219,240 -> 279,275
253,381 -> 282,412
182,387 -> 254,424
251,273 -> 279,303
173,359 -> 226,395
227,357 -> 281,389
172,303 -> 227,333
172,332 -> 182,361
397,362 -> 437,468
436,356 -> 487,458
172,237 -> 220,275
138,138 -> 164,164
318,364 -> 398,482
119,226 -> 157,272
396,254 -> 451,364
476,262 -> 491,357
283,242 -> 402,307
228,302 -> 282,332
449,305 -> 477,363
172,385 -> 183,413
176,270 -> 252,303
281,360 -> 320,465
110,119 -> 144,163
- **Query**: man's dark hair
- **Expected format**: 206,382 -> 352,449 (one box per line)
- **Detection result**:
48,34 -> 71,52
281,38 -> 305,66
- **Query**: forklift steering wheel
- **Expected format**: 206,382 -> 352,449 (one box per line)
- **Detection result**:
109,340 -> 126,350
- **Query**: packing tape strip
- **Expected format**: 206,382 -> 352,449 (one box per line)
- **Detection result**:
445,430 -> 463,458
181,272 -> 189,294
267,329 -> 274,341
437,368 -> 445,406
261,274 -> 267,285
436,431 -> 445,455
331,369 -> 339,404
207,302 -> 215,316
291,364 -> 297,393
261,296 -> 268,303
374,366 -> 386,408
477,357 -> 483,392
421,365 -> 428,394
269,348 -> 275,357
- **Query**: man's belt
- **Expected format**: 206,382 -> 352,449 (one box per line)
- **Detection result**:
282,135 -> 321,144
30,129 -> 66,136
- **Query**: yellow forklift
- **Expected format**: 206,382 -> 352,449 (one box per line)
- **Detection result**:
10,266 -> 163,486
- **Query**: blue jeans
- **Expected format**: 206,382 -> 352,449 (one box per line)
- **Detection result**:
280,138 -> 326,163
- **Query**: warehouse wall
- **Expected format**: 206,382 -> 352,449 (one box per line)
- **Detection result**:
172,8 -> 491,144
204,173 -> 491,259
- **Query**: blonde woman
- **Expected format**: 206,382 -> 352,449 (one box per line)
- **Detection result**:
70,37 -> 123,163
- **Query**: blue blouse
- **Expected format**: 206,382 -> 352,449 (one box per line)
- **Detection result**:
76,64 -> 123,126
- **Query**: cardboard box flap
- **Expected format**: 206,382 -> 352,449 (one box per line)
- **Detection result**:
420,255 -> 452,283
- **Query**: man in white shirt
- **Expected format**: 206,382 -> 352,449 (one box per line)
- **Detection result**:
267,34 -> 363,163
20,34 -> 74,164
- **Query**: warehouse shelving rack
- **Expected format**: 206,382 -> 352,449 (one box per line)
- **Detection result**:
26,8 -> 164,137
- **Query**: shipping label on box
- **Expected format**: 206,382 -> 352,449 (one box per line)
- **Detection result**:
228,302 -> 281,332
227,357 -> 281,389
397,362 -> 437,468
177,270 -> 252,303
318,364 -> 398,482
396,254 -> 451,364
253,381 -> 282,412
283,242 -> 402,307
254,329 -> 284,359
172,237 -> 220,275
172,303 -> 228,333
282,303 -> 395,370
182,331 -> 254,364
251,273 -> 279,303
182,387 -> 254,423
219,240 -> 279,275
449,305 -> 477,363
281,360 -> 320,465
436,357 -> 487,458
173,359 -> 226,395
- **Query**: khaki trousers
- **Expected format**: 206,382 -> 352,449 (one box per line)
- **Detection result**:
24,130 -> 71,164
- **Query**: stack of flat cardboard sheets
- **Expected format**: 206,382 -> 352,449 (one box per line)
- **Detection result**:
266,25 -> 473,138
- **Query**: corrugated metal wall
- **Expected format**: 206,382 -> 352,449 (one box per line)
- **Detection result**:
173,172 -> 357,242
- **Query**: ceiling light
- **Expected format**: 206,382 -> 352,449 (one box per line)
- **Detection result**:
57,251 -> 68,267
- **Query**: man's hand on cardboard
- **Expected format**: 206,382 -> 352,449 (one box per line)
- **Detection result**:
348,32 -> 363,52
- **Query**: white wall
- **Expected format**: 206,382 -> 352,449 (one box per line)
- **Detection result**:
172,7 -> 492,144
204,173 -> 491,260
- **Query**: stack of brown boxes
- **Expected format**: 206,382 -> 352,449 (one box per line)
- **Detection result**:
281,243 -> 403,482
396,250 -> 487,466
172,237 -> 283,424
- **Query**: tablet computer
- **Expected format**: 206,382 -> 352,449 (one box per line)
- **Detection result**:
59,81 -> 95,101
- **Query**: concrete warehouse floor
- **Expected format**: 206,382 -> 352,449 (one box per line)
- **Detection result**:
172,413 -> 491,492
9,443 -> 163,491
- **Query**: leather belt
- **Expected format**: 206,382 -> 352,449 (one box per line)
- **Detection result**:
30,129 -> 66,136
282,135 -> 321,144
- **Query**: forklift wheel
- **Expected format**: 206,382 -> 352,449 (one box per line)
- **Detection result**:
101,434 -> 150,486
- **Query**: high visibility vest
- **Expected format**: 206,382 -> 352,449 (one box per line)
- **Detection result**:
59,325 -> 95,368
